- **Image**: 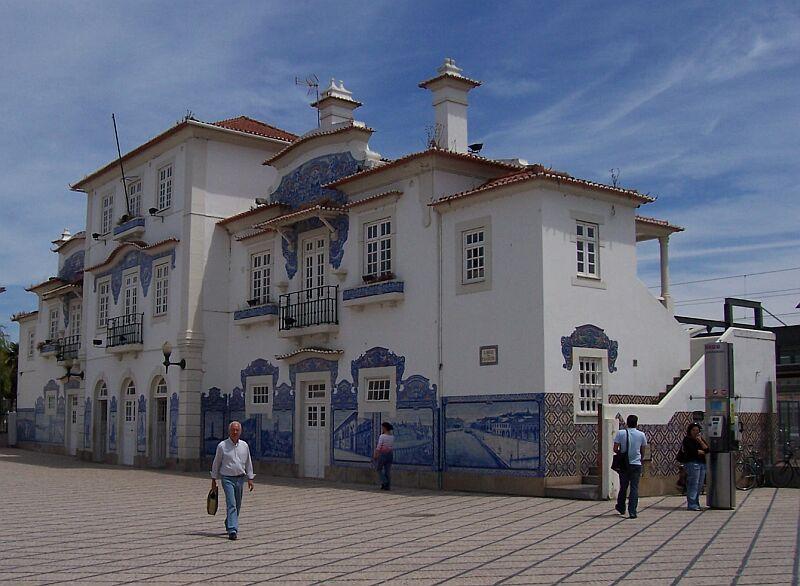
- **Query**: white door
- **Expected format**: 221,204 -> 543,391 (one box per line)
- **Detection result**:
152,397 -> 167,467
68,395 -> 79,456
124,273 -> 138,316
302,382 -> 328,478
123,383 -> 137,466
301,235 -> 328,296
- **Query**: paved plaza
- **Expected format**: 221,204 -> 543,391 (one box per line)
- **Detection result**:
0,449 -> 798,585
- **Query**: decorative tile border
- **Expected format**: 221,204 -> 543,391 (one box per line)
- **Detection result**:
233,303 -> 279,321
561,324 -> 619,372
607,394 -> 661,405
342,280 -> 404,301
112,216 -> 146,236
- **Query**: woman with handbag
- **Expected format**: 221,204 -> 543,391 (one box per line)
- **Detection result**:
373,422 -> 394,491
681,423 -> 708,511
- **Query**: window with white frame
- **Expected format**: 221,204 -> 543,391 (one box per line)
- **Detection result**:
576,221 -> 599,278
249,251 -> 271,305
97,381 -> 108,398
97,280 -> 110,328
127,179 -> 142,217
246,376 -> 272,415
101,193 -> 114,234
46,392 -> 56,414
48,308 -> 59,341
157,164 -> 173,210
364,218 -> 392,278
69,303 -> 82,337
27,329 -> 35,359
71,395 -> 78,424
462,228 -> 486,283
123,272 -> 138,316
576,357 -> 603,416
153,263 -> 169,316
154,377 -> 167,396
252,385 -> 270,405
306,383 -> 326,399
366,378 -> 391,402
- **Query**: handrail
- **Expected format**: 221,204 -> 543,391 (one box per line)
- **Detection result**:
279,286 -> 338,330
107,313 -> 144,347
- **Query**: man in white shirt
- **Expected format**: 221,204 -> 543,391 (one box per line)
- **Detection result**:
613,414 -> 648,519
211,421 -> 254,540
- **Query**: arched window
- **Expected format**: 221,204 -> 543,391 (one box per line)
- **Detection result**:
154,377 -> 168,397
125,380 -> 136,396
96,381 -> 108,398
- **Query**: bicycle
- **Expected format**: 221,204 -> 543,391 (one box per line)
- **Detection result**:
770,442 -> 797,488
735,447 -> 766,491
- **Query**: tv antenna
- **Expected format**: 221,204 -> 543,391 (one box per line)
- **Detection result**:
112,113 -> 131,216
609,168 -> 620,188
295,74 -> 320,127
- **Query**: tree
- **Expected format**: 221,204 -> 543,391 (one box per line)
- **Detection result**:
0,325 -> 19,415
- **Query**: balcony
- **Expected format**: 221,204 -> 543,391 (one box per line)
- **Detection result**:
106,313 -> 144,353
279,286 -> 338,336
56,335 -> 81,362
38,340 -> 59,358
113,216 -> 146,241
233,298 -> 279,325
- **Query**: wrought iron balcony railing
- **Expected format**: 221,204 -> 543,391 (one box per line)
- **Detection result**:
279,285 -> 338,330
56,335 -> 81,362
107,313 -> 144,348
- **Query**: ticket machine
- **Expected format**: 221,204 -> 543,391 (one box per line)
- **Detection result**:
704,342 -> 736,509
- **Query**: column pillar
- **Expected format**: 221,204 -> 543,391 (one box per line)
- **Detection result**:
659,236 -> 673,312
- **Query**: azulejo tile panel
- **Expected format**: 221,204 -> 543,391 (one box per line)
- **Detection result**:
342,280 -> 404,301
443,394 -> 544,475
561,324 -> 619,372
58,250 -> 84,283
269,152 -> 359,210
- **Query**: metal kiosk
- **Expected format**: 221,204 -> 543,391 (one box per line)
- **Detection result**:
704,342 -> 737,509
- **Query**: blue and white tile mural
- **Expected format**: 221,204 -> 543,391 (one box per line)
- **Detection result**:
443,393 -> 544,474
333,411 -> 376,462
17,380 -> 69,445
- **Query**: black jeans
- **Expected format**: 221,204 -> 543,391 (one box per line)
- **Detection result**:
617,464 -> 642,516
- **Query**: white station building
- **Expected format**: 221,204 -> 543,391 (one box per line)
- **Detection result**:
12,59 -> 777,497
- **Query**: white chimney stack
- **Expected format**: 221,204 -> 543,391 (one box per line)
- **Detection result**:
419,58 -> 481,153
312,79 -> 362,129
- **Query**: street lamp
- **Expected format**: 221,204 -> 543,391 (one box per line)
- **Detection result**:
62,358 -> 84,381
162,341 -> 186,372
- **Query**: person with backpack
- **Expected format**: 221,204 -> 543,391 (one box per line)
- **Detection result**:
679,423 -> 708,511
613,414 -> 648,519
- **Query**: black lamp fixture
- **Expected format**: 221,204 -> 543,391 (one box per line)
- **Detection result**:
162,341 -> 186,372
149,207 -> 165,222
467,143 -> 483,154
62,358 -> 84,380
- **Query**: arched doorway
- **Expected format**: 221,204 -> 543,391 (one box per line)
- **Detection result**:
121,379 -> 137,466
150,377 -> 168,467
93,381 -> 108,462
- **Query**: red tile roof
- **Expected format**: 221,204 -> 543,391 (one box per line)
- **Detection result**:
430,166 -> 656,207
345,190 -> 403,209
85,239 -> 179,273
211,116 -> 298,142
71,117 -> 295,191
325,147 -> 522,189
11,310 -> 38,322
418,71 -> 482,89
217,202 -> 286,226
25,277 -> 64,293
264,122 -> 374,166
635,215 -> 684,231
53,231 -> 86,252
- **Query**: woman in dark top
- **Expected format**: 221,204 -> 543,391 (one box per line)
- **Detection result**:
682,423 -> 709,511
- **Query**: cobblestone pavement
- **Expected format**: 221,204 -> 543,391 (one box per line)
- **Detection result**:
1,449 -> 798,585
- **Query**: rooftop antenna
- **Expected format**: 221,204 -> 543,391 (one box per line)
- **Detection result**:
295,74 -> 320,127
112,113 -> 131,216
609,168 -> 620,188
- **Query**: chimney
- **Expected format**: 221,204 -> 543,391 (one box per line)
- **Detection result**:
419,58 -> 481,153
312,79 -> 362,129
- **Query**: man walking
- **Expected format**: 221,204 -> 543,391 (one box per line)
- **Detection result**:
613,414 -> 647,519
211,421 -> 254,540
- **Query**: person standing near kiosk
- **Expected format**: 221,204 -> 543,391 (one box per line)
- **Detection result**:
613,414 -> 648,519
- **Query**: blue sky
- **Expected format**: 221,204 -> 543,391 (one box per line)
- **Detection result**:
1,0 -> 799,338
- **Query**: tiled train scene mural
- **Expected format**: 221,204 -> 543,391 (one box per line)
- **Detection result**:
15,380 -> 67,445
443,394 -> 544,474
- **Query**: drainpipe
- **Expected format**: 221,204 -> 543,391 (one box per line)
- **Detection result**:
436,203 -> 444,491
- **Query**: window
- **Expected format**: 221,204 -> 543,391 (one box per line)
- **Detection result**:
27,330 -> 35,359
71,395 -> 78,424
97,280 -> 110,328
576,357 -> 603,416
47,394 -> 56,412
69,303 -> 82,337
158,164 -> 173,210
252,385 -> 270,405
97,381 -> 108,398
306,383 -> 326,399
101,193 -> 114,234
154,263 -> 169,316
576,221 -> 599,278
366,378 -> 391,402
48,308 -> 59,341
123,272 -> 138,316
303,237 -> 327,293
125,381 -> 136,422
364,219 -> 392,278
249,251 -> 271,305
462,228 -> 485,283
154,378 -> 167,396
127,179 -> 142,217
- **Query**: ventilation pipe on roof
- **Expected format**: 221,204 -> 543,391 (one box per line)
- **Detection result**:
311,79 -> 362,129
419,58 -> 481,154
